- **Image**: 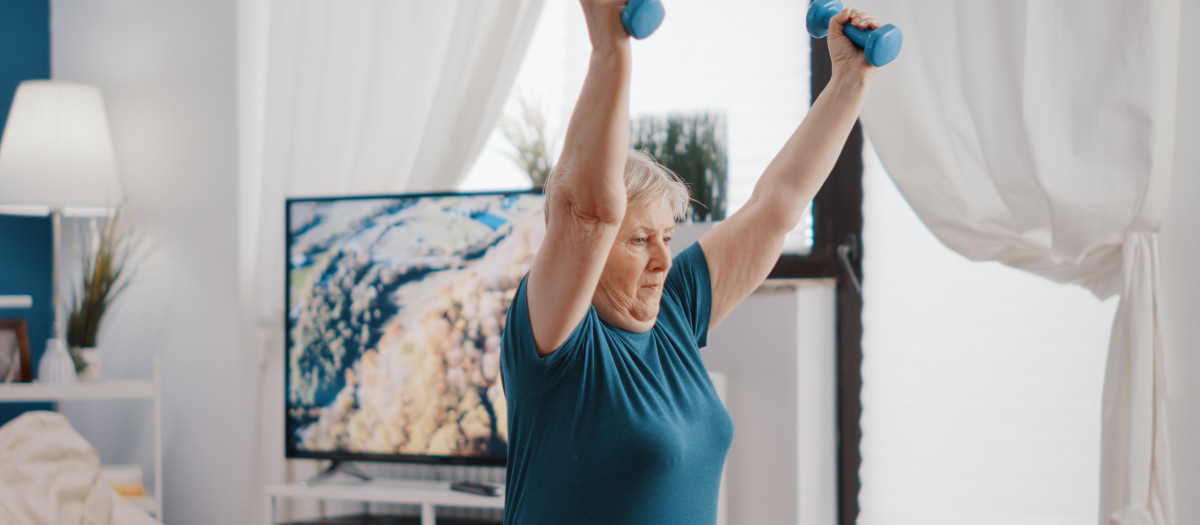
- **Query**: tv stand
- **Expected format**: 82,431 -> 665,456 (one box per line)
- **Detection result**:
266,478 -> 505,525
300,460 -> 372,486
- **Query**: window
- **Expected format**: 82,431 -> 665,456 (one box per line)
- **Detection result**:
461,0 -> 816,254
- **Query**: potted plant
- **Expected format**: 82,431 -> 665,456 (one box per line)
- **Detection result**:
500,95 -> 556,188
66,208 -> 139,381
630,112 -> 728,222
501,101 -> 730,224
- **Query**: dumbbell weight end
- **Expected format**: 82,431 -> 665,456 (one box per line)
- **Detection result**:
622,0 -> 665,40
806,0 -> 902,67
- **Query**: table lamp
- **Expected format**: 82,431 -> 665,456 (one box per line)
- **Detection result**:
0,80 -> 123,381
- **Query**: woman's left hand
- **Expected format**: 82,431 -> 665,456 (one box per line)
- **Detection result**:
828,8 -> 881,81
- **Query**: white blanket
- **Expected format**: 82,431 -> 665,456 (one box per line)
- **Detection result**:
0,411 -> 160,525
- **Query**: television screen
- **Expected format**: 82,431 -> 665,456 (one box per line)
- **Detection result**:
285,190 -> 545,465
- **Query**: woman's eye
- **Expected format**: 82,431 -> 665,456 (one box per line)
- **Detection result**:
664,237 -> 672,246
633,237 -> 648,245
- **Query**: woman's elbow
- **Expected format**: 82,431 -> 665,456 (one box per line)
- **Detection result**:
546,168 -> 626,226
744,191 -> 805,236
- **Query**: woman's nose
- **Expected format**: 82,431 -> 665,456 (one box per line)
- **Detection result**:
648,238 -> 671,271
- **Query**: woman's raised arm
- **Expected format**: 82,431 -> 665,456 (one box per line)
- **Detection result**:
699,8 -> 882,328
526,0 -> 633,357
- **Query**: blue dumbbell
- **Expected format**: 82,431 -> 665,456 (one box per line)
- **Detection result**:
806,0 -> 902,67
622,0 -> 665,39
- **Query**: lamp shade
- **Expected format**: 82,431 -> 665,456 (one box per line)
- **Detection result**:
0,80 -> 122,210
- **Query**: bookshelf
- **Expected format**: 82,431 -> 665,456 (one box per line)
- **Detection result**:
0,357 -> 163,518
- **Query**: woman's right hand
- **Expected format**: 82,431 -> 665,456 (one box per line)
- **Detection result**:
828,8 -> 880,83
580,0 -> 631,51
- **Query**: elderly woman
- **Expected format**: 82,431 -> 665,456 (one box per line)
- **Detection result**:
500,1 -> 882,523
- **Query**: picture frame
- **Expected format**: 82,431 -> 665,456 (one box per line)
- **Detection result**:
0,319 -> 32,383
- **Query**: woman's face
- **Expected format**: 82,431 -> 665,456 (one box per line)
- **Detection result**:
594,198 -> 675,333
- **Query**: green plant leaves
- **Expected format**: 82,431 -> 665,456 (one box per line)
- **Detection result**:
66,209 -> 139,350
630,112 -> 728,222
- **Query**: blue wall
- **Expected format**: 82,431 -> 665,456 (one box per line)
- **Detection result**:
0,0 -> 53,425
0,0 -> 50,130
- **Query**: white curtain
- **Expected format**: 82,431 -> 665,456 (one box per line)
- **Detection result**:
857,1 -> 1178,523
236,0 -> 544,521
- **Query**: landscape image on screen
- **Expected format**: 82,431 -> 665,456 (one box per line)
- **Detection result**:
286,192 -> 545,461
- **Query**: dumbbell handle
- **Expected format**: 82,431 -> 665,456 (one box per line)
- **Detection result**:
841,24 -> 876,49
806,0 -> 902,67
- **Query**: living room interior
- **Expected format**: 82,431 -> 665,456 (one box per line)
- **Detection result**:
0,1 -> 1197,525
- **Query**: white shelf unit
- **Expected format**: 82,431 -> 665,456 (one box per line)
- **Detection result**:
0,357 -> 163,518
266,479 -> 505,525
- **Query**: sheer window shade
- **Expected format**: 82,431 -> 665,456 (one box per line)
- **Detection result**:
860,143 -> 1118,525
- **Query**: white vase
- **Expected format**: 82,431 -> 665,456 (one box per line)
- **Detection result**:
38,339 -> 77,383
76,347 -> 101,381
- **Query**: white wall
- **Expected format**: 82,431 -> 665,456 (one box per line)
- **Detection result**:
1160,0 -> 1200,521
51,2 -> 247,524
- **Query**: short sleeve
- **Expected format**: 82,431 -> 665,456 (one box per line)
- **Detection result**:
662,242 -> 713,347
500,275 -> 592,396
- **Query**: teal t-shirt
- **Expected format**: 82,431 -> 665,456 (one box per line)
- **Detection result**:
500,242 -> 734,525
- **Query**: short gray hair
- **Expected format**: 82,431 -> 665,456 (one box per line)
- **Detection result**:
544,150 -> 691,222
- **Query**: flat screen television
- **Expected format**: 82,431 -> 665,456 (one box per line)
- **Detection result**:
285,190 -> 546,466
